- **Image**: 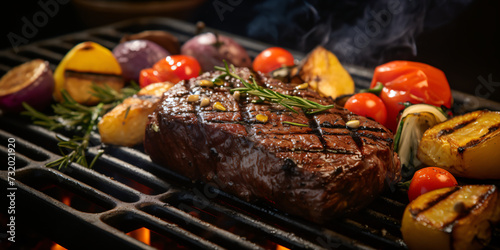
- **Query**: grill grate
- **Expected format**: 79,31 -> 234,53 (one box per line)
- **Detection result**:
1,17 -> 499,250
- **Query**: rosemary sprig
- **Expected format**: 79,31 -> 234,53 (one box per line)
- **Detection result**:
213,62 -> 334,115
22,83 -> 139,169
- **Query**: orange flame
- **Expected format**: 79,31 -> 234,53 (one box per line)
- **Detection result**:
50,243 -> 67,250
127,227 -> 151,245
50,196 -> 72,250
276,245 -> 291,250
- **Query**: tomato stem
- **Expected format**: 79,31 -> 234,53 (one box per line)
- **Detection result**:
360,82 -> 384,95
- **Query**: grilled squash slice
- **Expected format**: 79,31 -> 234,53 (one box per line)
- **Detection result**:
417,110 -> 500,179
98,82 -> 174,146
401,185 -> 500,250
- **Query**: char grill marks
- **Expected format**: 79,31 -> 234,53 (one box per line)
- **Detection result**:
167,69 -> 393,160
145,67 -> 400,223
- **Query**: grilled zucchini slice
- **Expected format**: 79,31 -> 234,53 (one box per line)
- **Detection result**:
401,185 -> 500,250
417,110 -> 500,179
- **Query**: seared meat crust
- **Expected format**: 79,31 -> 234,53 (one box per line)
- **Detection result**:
144,68 -> 401,223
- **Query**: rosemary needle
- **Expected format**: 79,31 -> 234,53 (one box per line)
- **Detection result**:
214,62 -> 335,115
283,121 -> 309,127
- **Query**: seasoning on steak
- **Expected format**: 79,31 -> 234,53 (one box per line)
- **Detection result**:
144,67 -> 401,223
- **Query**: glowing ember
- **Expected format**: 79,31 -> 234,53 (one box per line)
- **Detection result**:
276,244 -> 291,250
50,243 -> 67,250
127,227 -> 151,245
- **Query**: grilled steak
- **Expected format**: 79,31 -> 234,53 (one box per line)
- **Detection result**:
144,67 -> 401,223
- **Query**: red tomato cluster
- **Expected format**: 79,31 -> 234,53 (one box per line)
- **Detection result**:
139,47 -> 296,88
139,55 -> 201,88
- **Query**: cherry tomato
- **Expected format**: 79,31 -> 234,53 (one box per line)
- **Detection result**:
139,55 -> 201,88
344,93 -> 387,126
139,68 -> 163,88
253,47 -> 295,74
408,167 -> 458,202
370,61 -> 452,131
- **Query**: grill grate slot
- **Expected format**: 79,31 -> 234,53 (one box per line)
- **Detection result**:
104,145 -> 194,187
62,163 -> 142,203
90,152 -> 171,195
15,47 -> 63,65
0,52 -> 29,68
163,191 -> 327,249
0,117 -> 62,154
0,144 -> 29,169
88,32 -> 123,44
141,204 -> 264,250
16,168 -> 117,213
0,130 -> 50,163
102,210 -> 223,249
39,43 -> 75,56
164,193 -> 286,249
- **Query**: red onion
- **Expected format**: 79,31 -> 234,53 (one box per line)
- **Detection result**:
0,59 -> 55,113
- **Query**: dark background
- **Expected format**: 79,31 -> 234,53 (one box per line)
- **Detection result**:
1,0 -> 499,102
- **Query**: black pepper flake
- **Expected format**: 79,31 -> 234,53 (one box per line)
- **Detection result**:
458,147 -> 465,154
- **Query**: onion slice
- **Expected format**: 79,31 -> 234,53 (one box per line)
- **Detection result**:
394,104 -> 448,180
0,59 -> 55,113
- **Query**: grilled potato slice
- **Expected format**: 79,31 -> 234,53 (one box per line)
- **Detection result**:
417,110 -> 500,179
98,82 -> 174,146
401,185 -> 500,250
292,46 -> 354,99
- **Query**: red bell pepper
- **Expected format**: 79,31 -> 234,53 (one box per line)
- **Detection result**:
370,61 -> 452,131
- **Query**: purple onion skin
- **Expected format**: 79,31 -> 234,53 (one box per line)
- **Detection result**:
113,39 -> 170,82
0,60 -> 55,113
181,33 -> 252,72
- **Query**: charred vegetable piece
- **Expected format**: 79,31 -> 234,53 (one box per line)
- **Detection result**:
401,185 -> 500,250
0,59 -> 54,113
54,41 -> 124,105
417,110 -> 500,179
112,39 -> 170,82
370,61 -> 452,131
394,104 -> 448,180
293,46 -> 354,99
98,82 -> 174,146
120,30 -> 180,55
181,32 -> 251,72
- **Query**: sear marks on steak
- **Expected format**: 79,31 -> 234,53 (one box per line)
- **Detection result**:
144,67 -> 401,223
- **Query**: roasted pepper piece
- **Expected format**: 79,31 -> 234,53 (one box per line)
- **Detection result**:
53,41 -> 124,105
370,61 -> 452,131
